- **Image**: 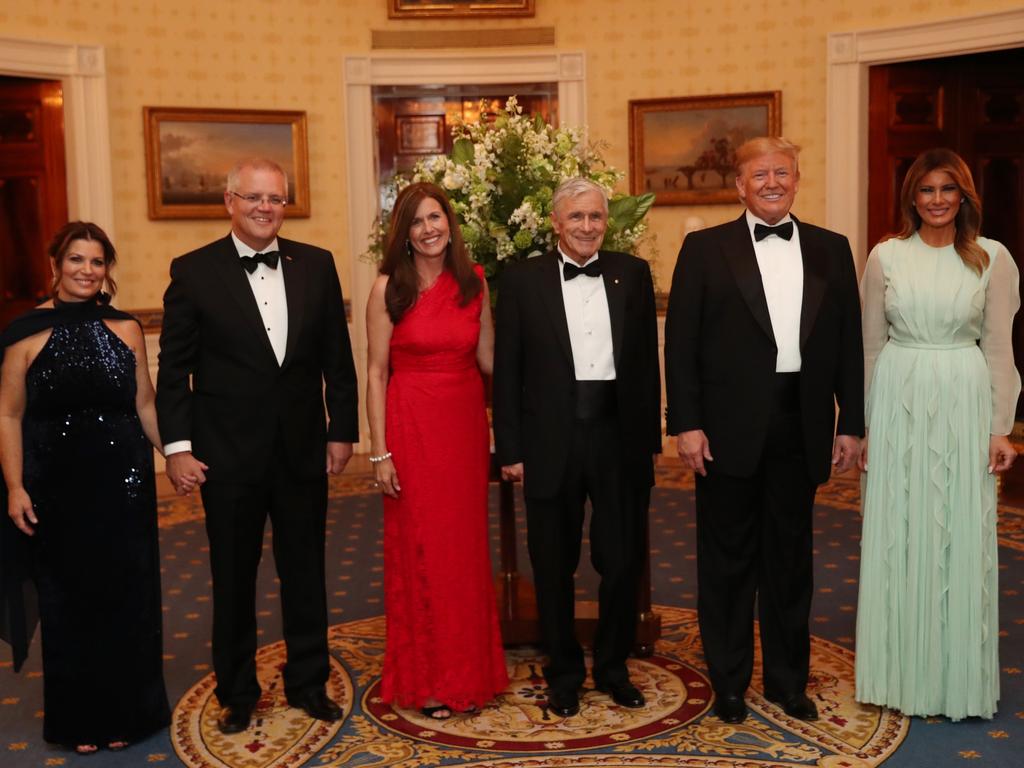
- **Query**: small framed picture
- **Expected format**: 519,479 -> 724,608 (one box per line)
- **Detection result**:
628,91 -> 782,206
143,107 -> 310,219
388,1 -> 535,19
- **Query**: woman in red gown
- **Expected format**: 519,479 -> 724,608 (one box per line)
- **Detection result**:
366,182 -> 508,718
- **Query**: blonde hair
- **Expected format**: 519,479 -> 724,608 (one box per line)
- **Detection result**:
734,136 -> 801,176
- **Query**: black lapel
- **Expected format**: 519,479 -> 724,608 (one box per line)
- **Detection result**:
279,239 -> 306,368
600,252 -> 626,369
537,251 -> 574,366
210,234 -> 278,364
794,216 -> 826,350
722,215 -> 776,345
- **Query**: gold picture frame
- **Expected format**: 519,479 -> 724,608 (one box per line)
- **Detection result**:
628,91 -> 782,206
388,0 -> 535,19
143,106 -> 310,220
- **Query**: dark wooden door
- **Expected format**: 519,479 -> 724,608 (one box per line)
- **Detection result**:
0,76 -> 68,328
869,47 -> 1024,414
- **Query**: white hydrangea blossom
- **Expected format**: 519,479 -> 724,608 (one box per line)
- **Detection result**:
509,200 -> 542,233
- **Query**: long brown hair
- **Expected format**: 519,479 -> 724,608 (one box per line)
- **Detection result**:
48,220 -> 118,298
380,182 -> 481,324
895,148 -> 987,274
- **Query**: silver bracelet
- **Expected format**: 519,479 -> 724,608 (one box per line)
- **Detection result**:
368,451 -> 392,464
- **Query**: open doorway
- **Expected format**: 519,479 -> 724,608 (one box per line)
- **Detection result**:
372,82 -> 558,208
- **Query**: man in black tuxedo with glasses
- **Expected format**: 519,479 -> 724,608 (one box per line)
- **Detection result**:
664,137 -> 863,725
156,157 -> 358,734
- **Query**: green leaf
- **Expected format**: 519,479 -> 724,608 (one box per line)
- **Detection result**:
451,138 -> 475,165
633,192 -> 656,219
608,193 -> 655,230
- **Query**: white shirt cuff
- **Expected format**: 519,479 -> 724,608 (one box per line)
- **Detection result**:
163,440 -> 193,456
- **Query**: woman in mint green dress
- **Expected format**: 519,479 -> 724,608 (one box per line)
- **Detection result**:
856,148 -> 1019,721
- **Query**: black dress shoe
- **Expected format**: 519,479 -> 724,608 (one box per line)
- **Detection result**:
596,681 -> 646,708
713,693 -> 747,723
217,703 -> 255,734
766,691 -> 819,721
546,687 -> 580,717
289,689 -> 343,721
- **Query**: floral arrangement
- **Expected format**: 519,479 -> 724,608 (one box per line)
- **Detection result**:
366,96 -> 655,286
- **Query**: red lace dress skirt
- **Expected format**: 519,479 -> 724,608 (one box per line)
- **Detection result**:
380,267 -> 508,710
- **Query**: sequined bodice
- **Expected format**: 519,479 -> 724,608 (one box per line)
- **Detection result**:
26,320 -> 137,419
22,319 -> 146,497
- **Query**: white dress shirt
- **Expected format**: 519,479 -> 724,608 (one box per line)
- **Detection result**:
746,210 -> 803,372
233,232 -> 288,366
558,248 -> 616,380
164,233 -> 289,457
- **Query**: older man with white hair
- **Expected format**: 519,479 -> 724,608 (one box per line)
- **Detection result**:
494,177 -> 661,717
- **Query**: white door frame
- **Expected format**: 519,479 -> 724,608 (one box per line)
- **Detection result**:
826,8 -> 1024,271
0,36 -> 115,238
343,50 -> 586,448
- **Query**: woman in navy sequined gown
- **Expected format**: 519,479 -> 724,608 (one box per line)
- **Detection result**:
0,222 -> 169,754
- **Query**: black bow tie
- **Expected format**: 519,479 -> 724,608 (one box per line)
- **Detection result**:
563,260 -> 602,281
753,221 -> 794,242
240,251 -> 279,273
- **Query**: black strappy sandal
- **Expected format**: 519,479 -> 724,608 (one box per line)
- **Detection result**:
420,704 -> 452,719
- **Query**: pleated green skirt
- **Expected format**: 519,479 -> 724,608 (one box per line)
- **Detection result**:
856,340 -> 999,721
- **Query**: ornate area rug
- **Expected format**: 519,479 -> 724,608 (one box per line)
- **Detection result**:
169,606 -> 906,768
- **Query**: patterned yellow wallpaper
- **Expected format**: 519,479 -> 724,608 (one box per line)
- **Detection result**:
0,0 -> 1019,307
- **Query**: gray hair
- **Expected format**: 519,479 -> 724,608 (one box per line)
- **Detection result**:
226,157 -> 290,195
552,177 -> 609,214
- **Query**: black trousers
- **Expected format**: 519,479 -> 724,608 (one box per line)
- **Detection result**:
200,445 -> 330,708
694,382 -> 817,699
524,414 -> 647,692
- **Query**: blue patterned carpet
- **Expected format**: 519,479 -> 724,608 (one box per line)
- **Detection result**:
1,464 -> 1022,767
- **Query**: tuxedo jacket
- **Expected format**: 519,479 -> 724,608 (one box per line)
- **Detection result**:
156,234 -> 358,484
493,250 -> 662,499
664,214 -> 864,485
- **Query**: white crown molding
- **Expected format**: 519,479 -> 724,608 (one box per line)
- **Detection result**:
0,36 -> 114,238
343,49 -> 586,449
826,9 -> 1024,272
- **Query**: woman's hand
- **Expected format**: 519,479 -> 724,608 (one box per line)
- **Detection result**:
857,437 -> 869,473
375,457 -> 401,498
7,487 -> 37,536
989,434 -> 1016,474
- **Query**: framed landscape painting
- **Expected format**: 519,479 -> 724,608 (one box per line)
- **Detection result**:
388,0 -> 534,19
143,107 -> 310,219
628,91 -> 782,206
